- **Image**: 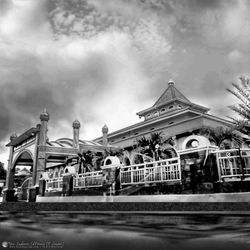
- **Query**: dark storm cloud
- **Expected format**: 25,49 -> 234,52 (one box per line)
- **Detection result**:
0,46 -> 115,142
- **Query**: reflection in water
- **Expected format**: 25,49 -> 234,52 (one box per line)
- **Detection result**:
0,212 -> 250,250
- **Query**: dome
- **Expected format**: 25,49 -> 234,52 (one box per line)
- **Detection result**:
102,156 -> 122,169
73,119 -> 81,129
102,124 -> 109,134
47,138 -> 103,148
168,78 -> 175,86
10,133 -> 17,141
40,109 -> 49,121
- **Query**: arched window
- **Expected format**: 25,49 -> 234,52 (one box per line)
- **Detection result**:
59,169 -> 64,177
54,171 -> 58,178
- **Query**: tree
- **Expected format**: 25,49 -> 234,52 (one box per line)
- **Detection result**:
227,76 -> 250,134
135,132 -> 176,160
0,162 -> 6,180
199,126 -> 243,148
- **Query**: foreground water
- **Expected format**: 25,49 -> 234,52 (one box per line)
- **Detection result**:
1,212 -> 250,250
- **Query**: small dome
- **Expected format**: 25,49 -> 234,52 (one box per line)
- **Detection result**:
102,124 -> 109,134
168,79 -> 175,86
73,119 -> 81,128
102,156 -> 122,169
10,133 -> 17,141
40,109 -> 49,121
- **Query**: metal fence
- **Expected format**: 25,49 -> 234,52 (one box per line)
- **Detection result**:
73,170 -> 103,189
120,157 -> 181,186
46,177 -> 63,191
215,148 -> 250,180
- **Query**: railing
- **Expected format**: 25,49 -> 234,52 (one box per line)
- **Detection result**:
215,148 -> 250,181
120,157 -> 181,186
46,177 -> 63,192
178,145 -> 218,155
74,170 -> 103,189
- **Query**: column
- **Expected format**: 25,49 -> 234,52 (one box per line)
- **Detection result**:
3,133 -> 17,202
72,120 -> 80,149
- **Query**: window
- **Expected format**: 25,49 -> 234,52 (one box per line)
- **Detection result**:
169,121 -> 174,125
147,114 -> 151,117
169,105 -> 174,109
161,108 -> 166,112
122,136 -> 126,139
150,127 -> 155,131
106,159 -> 112,165
134,132 -> 139,135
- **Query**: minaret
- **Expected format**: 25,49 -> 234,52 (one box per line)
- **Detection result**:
102,124 -> 109,147
73,120 -> 80,148
39,109 -> 49,146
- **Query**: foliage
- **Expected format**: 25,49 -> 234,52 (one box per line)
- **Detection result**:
199,126 -> 243,148
137,132 -> 163,151
227,76 -> 250,134
0,162 -> 6,180
136,132 -> 173,160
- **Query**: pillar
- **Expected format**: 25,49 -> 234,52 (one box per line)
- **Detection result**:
32,124 -> 40,186
102,124 -> 109,148
72,120 -> 80,148
36,110 -> 49,191
3,133 -> 17,202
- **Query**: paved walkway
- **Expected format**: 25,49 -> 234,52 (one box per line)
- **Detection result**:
36,192 -> 250,203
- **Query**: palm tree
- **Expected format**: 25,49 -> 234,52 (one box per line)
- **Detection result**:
227,76 -> 250,134
199,126 -> 243,148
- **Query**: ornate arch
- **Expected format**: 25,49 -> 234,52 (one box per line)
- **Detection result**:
182,135 -> 211,150
12,149 -> 34,169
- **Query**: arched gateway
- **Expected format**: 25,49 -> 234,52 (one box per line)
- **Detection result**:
3,110 -> 110,202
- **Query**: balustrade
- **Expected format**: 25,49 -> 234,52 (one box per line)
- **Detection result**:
216,148 -> 250,180
120,158 -> 181,186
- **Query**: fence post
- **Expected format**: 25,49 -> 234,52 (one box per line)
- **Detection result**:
216,151 -> 222,181
239,148 -> 246,180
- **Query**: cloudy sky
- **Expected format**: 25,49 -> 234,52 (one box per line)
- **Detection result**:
0,0 -> 250,166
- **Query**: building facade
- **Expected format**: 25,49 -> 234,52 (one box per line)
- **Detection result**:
94,79 -> 235,161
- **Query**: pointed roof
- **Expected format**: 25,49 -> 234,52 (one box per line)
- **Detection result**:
153,79 -> 191,107
136,79 -> 209,117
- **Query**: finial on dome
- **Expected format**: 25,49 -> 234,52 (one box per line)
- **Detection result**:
102,124 -> 109,134
73,119 -> 81,129
168,78 -> 175,86
40,108 -> 49,121
10,133 -> 17,141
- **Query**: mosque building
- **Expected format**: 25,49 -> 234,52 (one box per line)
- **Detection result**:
3,79 -> 250,202
94,79 -> 234,158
